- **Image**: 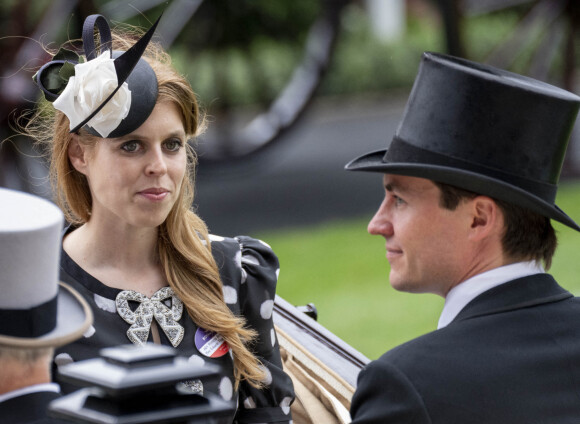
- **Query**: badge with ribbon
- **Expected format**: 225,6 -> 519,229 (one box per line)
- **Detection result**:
195,327 -> 230,358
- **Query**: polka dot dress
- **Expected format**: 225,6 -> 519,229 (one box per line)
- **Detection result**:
54,232 -> 294,423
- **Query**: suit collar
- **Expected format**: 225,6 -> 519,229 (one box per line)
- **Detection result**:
452,274 -> 572,324
0,383 -> 60,403
438,261 -> 544,328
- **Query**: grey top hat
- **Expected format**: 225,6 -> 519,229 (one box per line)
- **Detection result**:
346,52 -> 580,231
0,188 -> 93,348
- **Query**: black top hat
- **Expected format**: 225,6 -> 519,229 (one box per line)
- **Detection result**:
346,52 -> 580,231
33,14 -> 160,138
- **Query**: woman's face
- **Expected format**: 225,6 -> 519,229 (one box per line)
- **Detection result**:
69,100 -> 188,229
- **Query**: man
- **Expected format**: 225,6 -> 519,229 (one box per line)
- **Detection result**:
345,52 -> 580,423
0,188 -> 93,424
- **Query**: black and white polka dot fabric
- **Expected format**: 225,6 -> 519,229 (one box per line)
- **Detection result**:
54,231 -> 294,423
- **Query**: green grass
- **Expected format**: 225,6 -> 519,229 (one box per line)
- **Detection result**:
257,180 -> 580,360
549,182 -> 580,294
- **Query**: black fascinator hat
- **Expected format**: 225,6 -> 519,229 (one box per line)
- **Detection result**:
33,14 -> 160,138
346,52 -> 580,231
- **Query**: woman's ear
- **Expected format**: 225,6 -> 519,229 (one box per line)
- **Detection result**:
68,134 -> 88,175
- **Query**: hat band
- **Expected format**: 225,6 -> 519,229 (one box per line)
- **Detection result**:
0,295 -> 57,338
385,137 -> 558,203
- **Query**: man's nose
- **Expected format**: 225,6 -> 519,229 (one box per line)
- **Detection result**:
368,200 -> 393,236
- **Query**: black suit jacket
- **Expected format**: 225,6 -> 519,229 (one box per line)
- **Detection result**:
0,391 -> 69,424
350,274 -> 580,423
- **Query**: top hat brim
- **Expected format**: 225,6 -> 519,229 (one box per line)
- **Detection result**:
0,282 -> 93,348
346,149 -> 580,232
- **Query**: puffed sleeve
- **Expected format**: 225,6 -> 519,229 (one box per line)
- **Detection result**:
212,235 -> 295,423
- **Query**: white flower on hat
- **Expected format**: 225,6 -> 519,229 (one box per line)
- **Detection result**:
53,51 -> 132,138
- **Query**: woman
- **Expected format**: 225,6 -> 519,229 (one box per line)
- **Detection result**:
24,13 -> 294,423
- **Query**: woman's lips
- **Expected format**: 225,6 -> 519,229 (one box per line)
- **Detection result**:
138,188 -> 169,201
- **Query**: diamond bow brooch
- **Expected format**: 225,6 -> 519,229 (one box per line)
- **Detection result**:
116,287 -> 185,347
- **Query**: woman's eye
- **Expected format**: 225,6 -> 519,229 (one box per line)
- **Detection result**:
164,139 -> 183,152
121,141 -> 140,152
394,195 -> 405,206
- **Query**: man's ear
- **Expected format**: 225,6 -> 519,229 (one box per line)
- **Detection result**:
469,196 -> 501,241
68,134 -> 88,175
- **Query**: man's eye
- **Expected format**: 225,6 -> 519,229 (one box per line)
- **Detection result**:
394,196 -> 405,206
121,141 -> 140,152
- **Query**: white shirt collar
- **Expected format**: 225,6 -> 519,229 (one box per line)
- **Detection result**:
0,383 -> 60,404
437,261 -> 545,329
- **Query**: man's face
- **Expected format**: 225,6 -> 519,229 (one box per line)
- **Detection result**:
368,174 -> 475,297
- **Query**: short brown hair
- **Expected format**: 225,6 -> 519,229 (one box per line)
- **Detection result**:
435,182 -> 557,269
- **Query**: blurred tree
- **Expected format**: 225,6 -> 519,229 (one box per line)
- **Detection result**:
180,0 -> 320,48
